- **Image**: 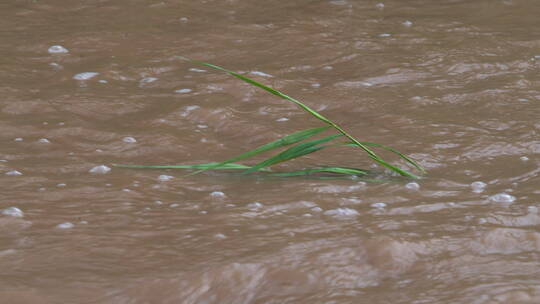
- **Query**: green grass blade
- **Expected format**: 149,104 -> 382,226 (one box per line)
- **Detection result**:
267,167 -> 369,177
242,134 -> 343,174
341,142 -> 425,174
113,162 -> 268,171
184,59 -> 422,178
187,126 -> 330,176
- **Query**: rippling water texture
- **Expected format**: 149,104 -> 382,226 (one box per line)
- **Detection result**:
1,0 -> 540,303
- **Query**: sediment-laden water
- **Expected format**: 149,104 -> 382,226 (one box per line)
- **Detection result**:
1,0 -> 539,303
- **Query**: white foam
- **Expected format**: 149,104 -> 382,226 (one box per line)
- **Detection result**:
2,207 -> 24,218
73,72 -> 99,80
405,182 -> 420,190
140,77 -> 158,83
379,33 -> 392,37
189,68 -> 206,73
471,181 -> 487,193
56,222 -> 74,229
89,165 -> 111,174
489,193 -> 516,203
276,117 -> 289,122
247,202 -> 263,210
122,136 -> 137,143
14,138 -> 23,142
311,207 -> 323,212
371,202 -> 387,208
158,175 -> 174,181
520,156 -> 529,161
38,138 -> 50,144
250,71 -> 272,77
175,88 -> 192,94
48,45 -> 69,54
5,170 -> 22,176
324,208 -> 359,217
376,3 -> 385,9
402,20 -> 413,27
210,191 -> 226,198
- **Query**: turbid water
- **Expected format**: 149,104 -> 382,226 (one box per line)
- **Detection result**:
1,0 -> 539,303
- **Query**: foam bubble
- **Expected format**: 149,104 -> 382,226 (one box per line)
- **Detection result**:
324,208 -> 359,217
5,170 -> 23,176
405,182 -> 420,190
2,207 -> 24,218
56,222 -> 74,229
471,181 -> 487,193
48,45 -> 69,54
158,175 -> 173,181
489,193 -> 516,203
210,191 -> 226,198
73,72 -> 99,80
89,165 -> 111,174
122,137 -> 137,143
175,88 -> 192,94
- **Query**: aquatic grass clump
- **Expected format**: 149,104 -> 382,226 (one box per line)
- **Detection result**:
116,59 -> 425,179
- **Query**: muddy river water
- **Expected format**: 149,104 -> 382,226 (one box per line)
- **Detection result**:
1,0 -> 540,303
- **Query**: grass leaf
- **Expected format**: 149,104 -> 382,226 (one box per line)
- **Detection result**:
187,126 -> 330,176
242,134 -> 342,174
183,58 -> 423,178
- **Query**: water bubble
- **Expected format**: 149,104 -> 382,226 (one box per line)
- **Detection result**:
489,193 -> 516,203
324,208 -> 359,217
5,170 -> 23,176
38,138 -> 51,144
179,17 -> 188,23
520,156 -> 529,161
311,207 -> 323,212
371,202 -> 387,208
405,182 -> 420,190
276,117 -> 289,122
197,124 -> 208,129
303,213 -> 313,217
48,45 -> 69,54
56,222 -> 74,229
57,183 -> 66,187
140,77 -> 158,83
89,165 -> 111,174
376,2 -> 385,9
2,207 -> 24,218
189,68 -> 206,73
98,80 -> 108,84
122,136 -> 137,143
154,200 -> 163,205
158,175 -> 173,181
471,181 -> 487,193
170,203 -> 179,208
73,72 -> 99,80
379,33 -> 391,37
249,71 -> 273,78
247,202 -> 263,210
175,88 -> 192,94
14,138 -> 23,142
214,233 -> 227,239
402,20 -> 413,27
210,191 -> 226,198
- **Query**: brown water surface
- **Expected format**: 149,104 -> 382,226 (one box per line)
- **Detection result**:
1,0 -> 540,303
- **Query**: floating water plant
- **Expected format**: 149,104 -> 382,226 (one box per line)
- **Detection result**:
116,59 -> 425,179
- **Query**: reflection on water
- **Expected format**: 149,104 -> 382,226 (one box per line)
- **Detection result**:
1,0 -> 539,303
